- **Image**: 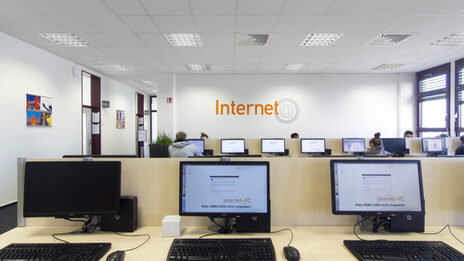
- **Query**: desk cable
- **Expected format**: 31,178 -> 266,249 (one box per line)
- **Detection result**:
113,232 -> 151,252
271,228 -> 294,246
422,224 -> 464,246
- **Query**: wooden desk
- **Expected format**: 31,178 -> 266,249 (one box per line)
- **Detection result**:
1,226 -> 464,260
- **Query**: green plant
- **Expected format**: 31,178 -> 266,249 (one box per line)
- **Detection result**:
154,131 -> 172,145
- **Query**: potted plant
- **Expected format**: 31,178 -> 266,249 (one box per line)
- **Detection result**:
149,132 -> 172,157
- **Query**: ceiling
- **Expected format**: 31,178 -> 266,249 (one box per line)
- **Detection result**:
1,0 -> 464,93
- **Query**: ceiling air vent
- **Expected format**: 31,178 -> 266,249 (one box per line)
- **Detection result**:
366,33 -> 413,46
372,64 -> 404,71
237,34 -> 269,46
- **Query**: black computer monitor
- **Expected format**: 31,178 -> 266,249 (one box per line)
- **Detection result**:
261,138 -> 285,153
301,138 -> 326,154
221,139 -> 245,154
179,161 -> 270,232
422,137 -> 446,155
24,161 -> 121,218
382,138 -> 407,154
330,160 -> 424,217
188,139 -> 205,153
342,138 -> 366,153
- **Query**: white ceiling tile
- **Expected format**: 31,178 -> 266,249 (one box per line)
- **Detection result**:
92,56 -> 142,65
281,0 -> 335,15
235,64 -> 258,71
160,56 -> 183,65
11,33 -> 58,46
415,0 -> 464,15
121,16 -> 159,33
424,16 -> 464,34
310,15 -> 363,32
180,56 -> 209,63
104,0 -> 147,15
292,47 -> 325,56
194,16 -> 235,33
263,46 -> 301,56
203,47 -> 234,57
350,16 -> 402,33
0,17 -> 32,33
189,0 -> 236,15
27,0 -> 75,15
79,33 -> 117,46
267,33 -> 308,46
332,33 -> 377,46
140,0 -> 191,15
97,46 -> 133,56
388,16 -> 448,33
207,56 -> 234,63
0,0 -> 38,15
211,64 -> 234,70
237,0 -> 285,15
236,16 -> 278,33
48,16 -> 100,33
201,33 -> 235,46
169,64 -> 189,71
152,16 -> 196,32
257,63 -> 283,70
5,15 -> 65,32
325,0 -> 383,15
318,46 -> 363,57
235,46 -> 267,56
63,47 -> 108,57
235,56 -> 262,64
371,0 -> 429,15
174,47 -> 205,57
138,33 -> 170,46
273,16 -> 319,33
151,46 -> 177,56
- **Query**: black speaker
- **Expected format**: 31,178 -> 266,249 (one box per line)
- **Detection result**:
235,214 -> 270,233
389,213 -> 424,232
100,196 -> 138,232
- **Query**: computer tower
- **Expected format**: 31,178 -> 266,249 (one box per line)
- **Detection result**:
235,213 -> 270,233
100,196 -> 138,232
389,213 -> 424,232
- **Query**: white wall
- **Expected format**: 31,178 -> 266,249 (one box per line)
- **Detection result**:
175,74 -> 414,139
0,31 -> 146,206
156,73 -> 175,138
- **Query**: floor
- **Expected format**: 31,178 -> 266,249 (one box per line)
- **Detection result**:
0,202 -> 17,234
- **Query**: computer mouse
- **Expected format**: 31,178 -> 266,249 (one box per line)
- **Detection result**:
283,246 -> 300,261
106,250 -> 125,261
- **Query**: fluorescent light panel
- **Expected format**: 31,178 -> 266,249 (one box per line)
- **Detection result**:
431,32 -> 464,46
40,33 -> 90,47
164,33 -> 202,46
136,80 -> 155,86
237,34 -> 269,46
103,64 -> 133,72
186,64 -> 211,71
282,64 -> 306,71
372,64 -> 404,71
300,33 -> 343,46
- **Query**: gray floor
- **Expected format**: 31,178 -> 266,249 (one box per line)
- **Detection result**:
0,202 -> 17,234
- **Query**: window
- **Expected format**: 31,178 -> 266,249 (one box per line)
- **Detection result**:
416,63 -> 450,137
150,96 -> 157,143
456,58 -> 464,136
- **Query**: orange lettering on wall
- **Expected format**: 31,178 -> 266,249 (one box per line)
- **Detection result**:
215,100 -> 280,116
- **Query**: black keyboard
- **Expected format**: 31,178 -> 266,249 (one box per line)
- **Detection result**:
167,238 -> 275,261
344,240 -> 464,260
0,242 -> 111,261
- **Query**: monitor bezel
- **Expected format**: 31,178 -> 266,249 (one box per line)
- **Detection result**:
300,138 -> 326,154
23,161 -> 121,218
342,138 -> 366,153
178,161 -> 270,217
381,138 -> 407,154
421,137 -> 446,153
187,139 -> 205,153
261,138 -> 286,153
221,138 -> 246,154
330,159 -> 425,216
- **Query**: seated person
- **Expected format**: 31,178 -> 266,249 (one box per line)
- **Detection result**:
200,132 -> 209,139
365,132 -> 384,156
169,131 -> 203,158
290,132 -> 299,139
455,135 -> 464,155
403,130 -> 414,138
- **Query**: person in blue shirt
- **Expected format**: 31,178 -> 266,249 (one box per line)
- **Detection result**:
455,136 -> 464,155
169,131 -> 203,158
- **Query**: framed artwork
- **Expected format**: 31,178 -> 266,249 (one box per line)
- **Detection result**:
26,94 -> 52,126
116,110 -> 125,129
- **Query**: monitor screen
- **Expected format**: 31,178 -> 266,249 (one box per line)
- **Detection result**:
24,161 -> 121,218
382,138 -> 406,154
301,138 -> 326,153
342,138 -> 366,153
179,161 -> 269,216
221,139 -> 245,154
422,138 -> 446,153
331,160 -> 424,216
188,139 -> 204,153
261,138 -> 285,153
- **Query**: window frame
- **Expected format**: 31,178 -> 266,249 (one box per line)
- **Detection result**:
455,58 -> 464,136
150,95 -> 157,143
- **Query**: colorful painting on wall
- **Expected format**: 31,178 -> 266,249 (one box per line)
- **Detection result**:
116,110 -> 125,129
26,94 -> 52,126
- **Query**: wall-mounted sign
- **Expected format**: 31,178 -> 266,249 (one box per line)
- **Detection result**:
26,94 -> 52,126
102,100 -> 110,108
167,97 -> 173,103
116,110 -> 125,129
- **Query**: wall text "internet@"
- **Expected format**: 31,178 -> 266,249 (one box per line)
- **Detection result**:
216,100 -> 280,115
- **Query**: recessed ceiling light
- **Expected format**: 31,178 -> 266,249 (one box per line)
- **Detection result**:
39,33 -> 90,47
103,64 -> 133,72
164,33 -> 202,47
431,32 -> 464,46
372,64 -> 404,71
186,64 -> 211,71
282,64 -> 306,71
135,80 -> 155,86
366,33 -> 413,46
300,33 -> 343,46
237,34 -> 269,46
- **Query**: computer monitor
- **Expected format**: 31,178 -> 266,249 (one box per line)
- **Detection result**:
179,161 -> 270,232
23,161 -> 121,218
342,138 -> 366,153
221,139 -> 245,154
188,139 -> 205,153
422,137 -> 446,154
301,138 -> 326,153
330,160 -> 424,217
382,138 -> 407,154
261,138 -> 285,153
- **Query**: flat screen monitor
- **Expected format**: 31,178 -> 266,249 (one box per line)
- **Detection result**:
221,139 -> 245,154
188,139 -> 205,153
261,138 -> 285,153
422,138 -> 446,153
301,138 -> 326,153
179,161 -> 269,217
24,161 -> 121,218
330,160 -> 424,216
382,138 -> 406,154
342,138 -> 366,153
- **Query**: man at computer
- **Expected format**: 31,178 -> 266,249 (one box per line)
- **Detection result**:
169,131 -> 203,158
455,135 -> 464,155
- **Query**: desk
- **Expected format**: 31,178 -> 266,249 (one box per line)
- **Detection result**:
2,226 -> 464,260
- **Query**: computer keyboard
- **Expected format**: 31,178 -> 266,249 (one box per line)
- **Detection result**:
0,242 -> 111,261
344,240 -> 464,260
167,238 -> 275,261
